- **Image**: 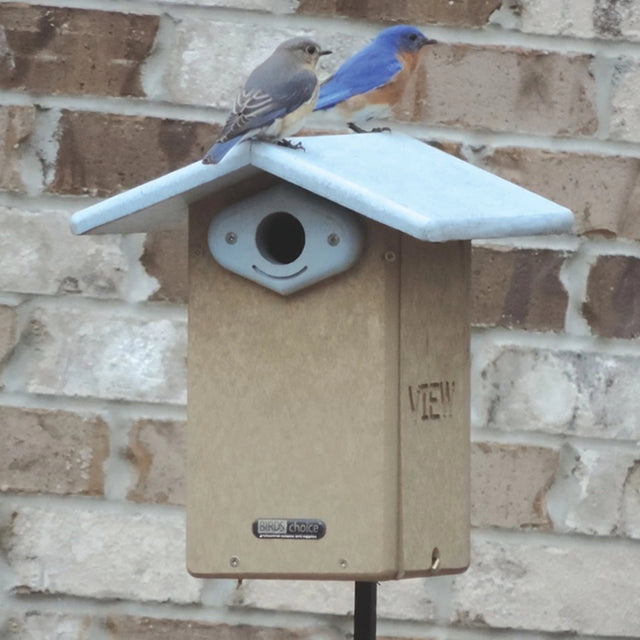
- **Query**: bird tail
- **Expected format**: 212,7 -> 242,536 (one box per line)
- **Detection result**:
202,137 -> 240,164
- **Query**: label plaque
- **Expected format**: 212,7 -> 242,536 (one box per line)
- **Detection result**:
252,518 -> 326,540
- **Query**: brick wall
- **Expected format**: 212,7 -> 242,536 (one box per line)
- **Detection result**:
1,1 -> 640,638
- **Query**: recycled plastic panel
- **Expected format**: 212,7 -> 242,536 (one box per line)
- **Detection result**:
399,237 -> 470,576
188,208 -> 398,579
70,133 -> 573,242
187,198 -> 470,579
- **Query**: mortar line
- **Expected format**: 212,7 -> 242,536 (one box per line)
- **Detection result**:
470,426 -> 640,451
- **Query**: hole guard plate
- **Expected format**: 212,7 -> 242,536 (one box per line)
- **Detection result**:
208,183 -> 364,295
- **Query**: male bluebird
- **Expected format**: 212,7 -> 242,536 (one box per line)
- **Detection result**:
203,37 -> 331,164
314,25 -> 435,132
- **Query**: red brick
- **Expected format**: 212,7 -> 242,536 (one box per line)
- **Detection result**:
127,419 -> 185,505
1,612 -> 90,639
296,0 -> 502,26
11,305 -> 186,404
4,507 -> 199,603
0,205 -> 129,298
583,255 -> 640,339
0,105 -> 36,192
4,614 -> 324,640
0,4 -> 158,97
104,617 -> 314,640
410,45 -> 597,136
622,461 -> 640,538
476,147 -> 640,239
0,406 -> 109,495
472,246 -> 569,331
471,442 -> 558,530
611,57 -> 640,143
425,139 -> 465,158
142,230 -> 188,304
510,0 -> 640,41
50,111 -> 219,196
3,612 -> 326,640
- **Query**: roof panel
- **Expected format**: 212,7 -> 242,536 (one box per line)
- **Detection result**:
70,133 -> 573,240
69,144 -> 256,235
252,134 -> 573,241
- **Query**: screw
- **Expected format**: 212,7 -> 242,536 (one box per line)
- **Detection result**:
384,250 -> 396,262
328,233 -> 340,246
230,556 -> 240,568
225,232 -> 238,245
430,547 -> 440,571
339,558 -> 348,569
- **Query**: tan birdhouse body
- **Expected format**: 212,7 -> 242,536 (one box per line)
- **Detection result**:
188,199 -> 470,579
70,133 -> 573,581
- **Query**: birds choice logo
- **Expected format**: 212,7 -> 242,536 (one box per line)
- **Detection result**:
253,518 -> 326,540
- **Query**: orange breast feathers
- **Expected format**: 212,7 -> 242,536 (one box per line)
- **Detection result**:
337,50 -> 423,118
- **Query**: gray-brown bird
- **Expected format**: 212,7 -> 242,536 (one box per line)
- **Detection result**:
203,37 -> 331,164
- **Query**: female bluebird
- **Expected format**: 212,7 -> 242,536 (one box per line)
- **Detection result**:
314,25 -> 435,132
203,37 -> 331,164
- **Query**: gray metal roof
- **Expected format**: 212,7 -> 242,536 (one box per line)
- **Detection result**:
70,133 -> 573,241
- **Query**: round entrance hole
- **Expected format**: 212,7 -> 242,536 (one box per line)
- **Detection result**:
256,212 -> 305,265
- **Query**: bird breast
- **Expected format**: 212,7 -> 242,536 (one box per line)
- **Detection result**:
274,83 -> 321,138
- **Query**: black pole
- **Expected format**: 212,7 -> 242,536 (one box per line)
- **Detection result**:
354,581 -> 377,640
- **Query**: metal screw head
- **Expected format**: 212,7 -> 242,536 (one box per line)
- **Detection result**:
229,556 -> 240,568
384,250 -> 396,262
225,232 -> 238,245
327,233 -> 340,246
430,547 -> 440,571
339,558 -> 348,569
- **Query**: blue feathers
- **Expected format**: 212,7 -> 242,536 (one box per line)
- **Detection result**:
316,25 -> 431,112
316,51 -> 401,111
203,137 -> 242,164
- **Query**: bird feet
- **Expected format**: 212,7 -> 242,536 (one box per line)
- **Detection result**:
348,123 -> 391,134
277,139 -> 305,151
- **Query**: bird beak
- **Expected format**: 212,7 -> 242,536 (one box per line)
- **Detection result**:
421,37 -> 437,47
319,49 -> 332,56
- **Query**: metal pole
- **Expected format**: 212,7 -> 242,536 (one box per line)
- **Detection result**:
354,581 -> 377,640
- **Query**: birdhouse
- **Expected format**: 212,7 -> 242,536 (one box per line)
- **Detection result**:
71,133 -> 572,581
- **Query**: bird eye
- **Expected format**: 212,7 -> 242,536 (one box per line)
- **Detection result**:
409,33 -> 418,41
306,45 -> 317,55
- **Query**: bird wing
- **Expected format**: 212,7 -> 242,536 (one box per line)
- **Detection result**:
315,44 -> 402,111
218,70 -> 317,143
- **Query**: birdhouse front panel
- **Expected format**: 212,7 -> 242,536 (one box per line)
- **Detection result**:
187,197 -> 470,580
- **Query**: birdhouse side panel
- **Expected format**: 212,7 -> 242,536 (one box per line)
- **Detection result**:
399,238 -> 471,577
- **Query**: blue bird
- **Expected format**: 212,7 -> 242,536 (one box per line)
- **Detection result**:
203,37 -> 331,164
314,25 -> 436,132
